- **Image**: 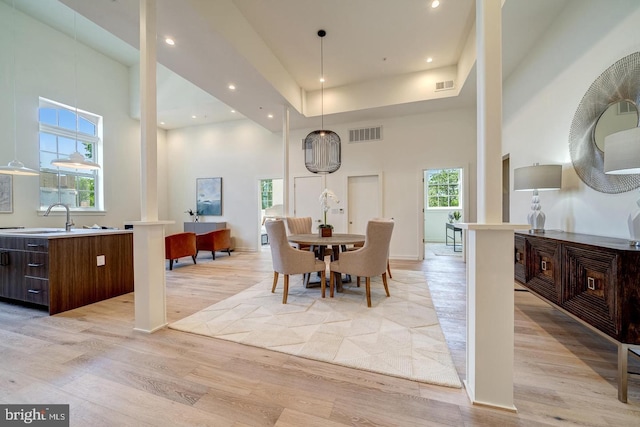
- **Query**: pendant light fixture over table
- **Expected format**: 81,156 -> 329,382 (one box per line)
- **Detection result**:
304,29 -> 341,174
51,11 -> 100,171
0,0 -> 39,176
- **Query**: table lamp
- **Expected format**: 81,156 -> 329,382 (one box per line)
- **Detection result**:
604,126 -> 640,246
514,163 -> 562,233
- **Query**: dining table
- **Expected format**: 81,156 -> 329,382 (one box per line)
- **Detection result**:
287,233 -> 365,292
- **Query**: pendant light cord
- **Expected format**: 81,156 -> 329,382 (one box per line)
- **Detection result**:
320,33 -> 324,130
11,0 -> 17,161
74,11 -> 79,153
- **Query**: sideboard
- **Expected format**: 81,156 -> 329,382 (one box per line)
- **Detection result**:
514,230 -> 640,402
183,222 -> 226,234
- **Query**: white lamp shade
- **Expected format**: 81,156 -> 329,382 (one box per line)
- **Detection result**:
514,164 -> 562,191
51,152 -> 100,170
604,127 -> 640,175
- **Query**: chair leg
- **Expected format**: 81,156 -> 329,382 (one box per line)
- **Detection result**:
283,274 -> 289,304
329,272 -> 335,298
387,259 -> 392,279
227,249 -> 231,256
271,272 -> 279,293
365,277 -> 372,307
321,270 -> 326,298
192,255 -> 197,265
169,259 -> 173,270
356,276 -> 361,287
382,272 -> 390,297
212,251 -> 216,260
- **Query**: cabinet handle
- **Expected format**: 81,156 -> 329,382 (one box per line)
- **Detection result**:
515,252 -> 521,262
587,277 -> 596,290
541,260 -> 547,271
27,243 -> 41,248
27,289 -> 40,294
0,252 -> 8,266
28,263 -> 44,267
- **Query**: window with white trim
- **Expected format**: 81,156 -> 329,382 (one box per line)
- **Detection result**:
426,168 -> 461,208
38,98 -> 103,210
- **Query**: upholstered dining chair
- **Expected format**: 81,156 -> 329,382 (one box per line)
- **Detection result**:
266,220 -> 327,303
329,219 -> 394,307
346,217 -> 393,278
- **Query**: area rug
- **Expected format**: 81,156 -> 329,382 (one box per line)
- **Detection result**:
169,270 -> 462,388
429,243 -> 462,257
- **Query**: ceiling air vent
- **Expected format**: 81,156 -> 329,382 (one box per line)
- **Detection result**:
349,126 -> 383,143
435,80 -> 455,91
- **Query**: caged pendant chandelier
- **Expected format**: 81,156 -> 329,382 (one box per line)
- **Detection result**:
0,0 -> 39,176
51,12 -> 100,171
304,29 -> 341,174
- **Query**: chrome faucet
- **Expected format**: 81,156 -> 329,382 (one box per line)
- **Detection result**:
44,203 -> 74,232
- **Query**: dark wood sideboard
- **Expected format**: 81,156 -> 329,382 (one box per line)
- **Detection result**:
515,230 -> 640,402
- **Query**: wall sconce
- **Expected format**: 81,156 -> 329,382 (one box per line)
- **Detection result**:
514,163 -> 562,233
604,126 -> 640,245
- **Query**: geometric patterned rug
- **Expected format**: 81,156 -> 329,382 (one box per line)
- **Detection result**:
169,270 -> 462,388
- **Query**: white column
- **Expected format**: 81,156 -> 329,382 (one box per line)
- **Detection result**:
130,0 -> 172,333
283,106 -> 290,215
461,0 -> 527,410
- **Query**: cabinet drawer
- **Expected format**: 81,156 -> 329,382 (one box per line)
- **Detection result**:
0,237 -> 48,252
25,252 -> 48,278
24,277 -> 49,306
514,235 -> 526,284
526,237 -> 561,304
562,245 -> 619,338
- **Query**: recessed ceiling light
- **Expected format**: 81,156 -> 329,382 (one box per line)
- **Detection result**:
426,57 -> 433,63
164,37 -> 175,46
319,77 -> 325,83
431,1 -> 440,8
191,115 -> 197,119
228,84 -> 236,90
230,109 -> 236,113
160,121 -> 165,125
267,114 -> 273,119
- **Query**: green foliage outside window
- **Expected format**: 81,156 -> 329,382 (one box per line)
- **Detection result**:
260,179 -> 273,209
427,168 -> 460,208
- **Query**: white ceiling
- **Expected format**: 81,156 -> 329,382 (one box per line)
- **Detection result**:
7,0 -> 570,132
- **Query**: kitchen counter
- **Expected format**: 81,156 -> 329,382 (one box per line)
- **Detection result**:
0,227 -> 132,238
0,228 -> 134,314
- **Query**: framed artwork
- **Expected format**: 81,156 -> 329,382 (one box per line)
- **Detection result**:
0,175 -> 13,213
196,177 -> 222,216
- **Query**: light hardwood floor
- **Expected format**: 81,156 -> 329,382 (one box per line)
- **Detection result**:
1,244 -> 639,426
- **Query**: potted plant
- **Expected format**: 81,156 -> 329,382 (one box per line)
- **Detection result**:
319,188 -> 339,237
447,211 -> 462,223
185,209 -> 199,222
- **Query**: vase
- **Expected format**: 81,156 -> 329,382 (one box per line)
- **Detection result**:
320,227 -> 332,237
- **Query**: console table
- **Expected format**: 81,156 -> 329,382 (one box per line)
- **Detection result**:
514,230 -> 640,402
445,222 -> 462,252
184,222 -> 226,234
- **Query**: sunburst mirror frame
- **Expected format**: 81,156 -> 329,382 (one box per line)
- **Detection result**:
568,51 -> 640,193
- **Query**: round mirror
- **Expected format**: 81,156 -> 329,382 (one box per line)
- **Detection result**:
568,52 -> 640,193
593,100 -> 639,152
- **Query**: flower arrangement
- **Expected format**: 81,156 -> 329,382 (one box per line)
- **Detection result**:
185,209 -> 199,222
448,211 -> 462,223
319,188 -> 339,236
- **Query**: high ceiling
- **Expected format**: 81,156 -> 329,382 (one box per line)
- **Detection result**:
7,0 -> 569,132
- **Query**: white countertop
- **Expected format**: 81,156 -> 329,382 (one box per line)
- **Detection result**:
0,227 -> 133,238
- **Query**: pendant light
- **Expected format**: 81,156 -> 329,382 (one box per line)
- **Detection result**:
304,29 -> 341,174
0,0 -> 39,176
51,11 -> 100,171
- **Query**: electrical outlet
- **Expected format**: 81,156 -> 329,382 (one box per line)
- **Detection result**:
97,255 -> 105,266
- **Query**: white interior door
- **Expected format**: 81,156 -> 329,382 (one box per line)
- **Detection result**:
293,176 -> 323,230
348,175 -> 380,234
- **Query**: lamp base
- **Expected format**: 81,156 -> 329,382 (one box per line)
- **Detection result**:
528,228 -> 546,234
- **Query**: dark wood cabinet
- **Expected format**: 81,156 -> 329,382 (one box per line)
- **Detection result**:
515,230 -> 640,344
0,232 -> 133,315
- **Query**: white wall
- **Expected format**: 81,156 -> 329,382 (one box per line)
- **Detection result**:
165,107 -> 477,259
0,3 -> 149,230
504,0 -> 640,239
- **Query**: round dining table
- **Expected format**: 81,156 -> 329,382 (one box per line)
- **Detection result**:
287,233 -> 365,292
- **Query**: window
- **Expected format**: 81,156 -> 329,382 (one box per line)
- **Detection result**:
38,98 -> 103,210
426,168 -> 461,208
260,179 -> 273,209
